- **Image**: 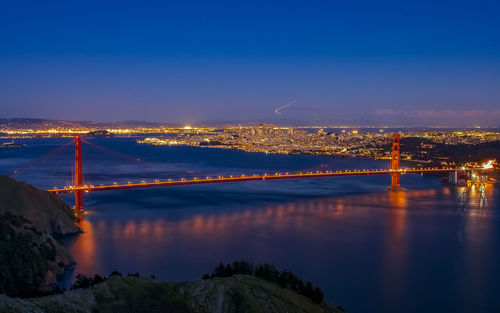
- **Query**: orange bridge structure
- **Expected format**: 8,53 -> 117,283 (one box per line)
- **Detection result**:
48,134 -> 484,213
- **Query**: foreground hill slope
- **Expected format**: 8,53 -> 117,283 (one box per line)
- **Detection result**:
0,175 -> 81,297
0,275 -> 344,313
178,275 -> 342,313
0,175 -> 80,237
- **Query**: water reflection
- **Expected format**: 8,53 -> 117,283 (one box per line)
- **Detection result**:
379,191 -> 408,311
68,218 -> 100,276
460,183 -> 496,311
457,183 -> 494,211
65,185 -> 499,313
69,188 -> 461,278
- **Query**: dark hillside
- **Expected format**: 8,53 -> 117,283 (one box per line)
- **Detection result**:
0,175 -> 80,297
0,175 -> 80,237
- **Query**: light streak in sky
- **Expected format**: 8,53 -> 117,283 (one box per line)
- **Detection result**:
274,100 -> 296,115
482,159 -> 495,169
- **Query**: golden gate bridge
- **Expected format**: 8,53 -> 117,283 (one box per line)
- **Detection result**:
39,134 -> 490,214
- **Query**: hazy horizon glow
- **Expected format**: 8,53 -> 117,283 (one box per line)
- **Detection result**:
1,1 -> 499,126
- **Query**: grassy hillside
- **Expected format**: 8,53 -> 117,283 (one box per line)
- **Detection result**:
180,274 -> 344,313
0,275 -> 344,313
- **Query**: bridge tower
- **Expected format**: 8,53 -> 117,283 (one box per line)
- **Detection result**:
389,133 -> 402,191
74,136 -> 84,212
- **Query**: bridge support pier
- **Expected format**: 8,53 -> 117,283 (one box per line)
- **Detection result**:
74,136 -> 84,213
388,133 -> 403,191
390,173 -> 401,190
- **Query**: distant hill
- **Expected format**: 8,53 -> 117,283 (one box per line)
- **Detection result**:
0,117 -> 301,129
0,275 -> 345,313
0,118 -> 180,130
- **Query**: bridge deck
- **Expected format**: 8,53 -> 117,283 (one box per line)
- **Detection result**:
48,167 -> 463,194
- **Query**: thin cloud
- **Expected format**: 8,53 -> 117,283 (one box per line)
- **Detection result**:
373,109 -> 500,120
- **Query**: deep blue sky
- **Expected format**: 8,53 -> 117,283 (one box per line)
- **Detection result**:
1,0 -> 499,126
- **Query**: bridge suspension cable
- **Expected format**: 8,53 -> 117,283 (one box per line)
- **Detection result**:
8,139 -> 74,177
80,138 -> 142,164
80,137 -> 215,179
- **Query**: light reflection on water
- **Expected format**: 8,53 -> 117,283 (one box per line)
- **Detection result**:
63,185 -> 499,313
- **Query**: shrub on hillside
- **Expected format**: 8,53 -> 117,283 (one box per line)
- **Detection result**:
204,260 -> 324,304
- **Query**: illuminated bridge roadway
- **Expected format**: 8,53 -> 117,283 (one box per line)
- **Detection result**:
48,167 -> 466,195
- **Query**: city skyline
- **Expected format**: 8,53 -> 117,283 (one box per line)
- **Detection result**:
1,1 -> 500,126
